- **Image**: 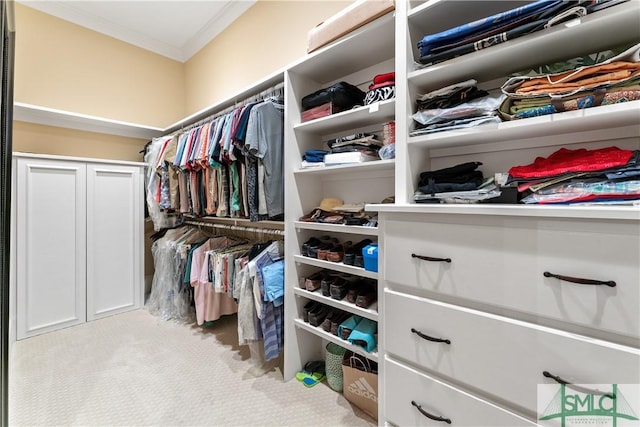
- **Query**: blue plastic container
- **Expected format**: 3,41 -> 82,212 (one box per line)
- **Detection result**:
362,243 -> 378,272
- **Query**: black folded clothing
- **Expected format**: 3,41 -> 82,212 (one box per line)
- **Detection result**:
301,82 -> 366,112
418,162 -> 484,195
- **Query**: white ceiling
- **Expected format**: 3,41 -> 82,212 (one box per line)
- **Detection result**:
17,0 -> 257,62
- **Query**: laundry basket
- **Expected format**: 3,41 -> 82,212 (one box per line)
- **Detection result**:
325,342 -> 347,392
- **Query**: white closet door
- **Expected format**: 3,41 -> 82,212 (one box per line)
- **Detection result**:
86,164 -> 143,321
16,158 -> 87,339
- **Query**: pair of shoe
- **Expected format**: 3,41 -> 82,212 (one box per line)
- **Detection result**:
302,270 -> 327,292
304,301 -> 330,327
301,236 -> 334,258
343,239 -> 373,267
338,316 -> 378,352
321,308 -> 347,332
346,279 -> 377,308
296,361 -> 326,387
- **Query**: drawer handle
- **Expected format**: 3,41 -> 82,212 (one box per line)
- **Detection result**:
412,401 -> 451,424
542,371 -> 615,398
412,253 -> 451,263
543,271 -> 616,287
411,328 -> 451,345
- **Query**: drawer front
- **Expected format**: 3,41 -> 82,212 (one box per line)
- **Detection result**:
385,358 -> 536,427
384,290 -> 640,415
383,213 -> 640,339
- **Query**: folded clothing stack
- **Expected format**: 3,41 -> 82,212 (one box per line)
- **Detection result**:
411,80 -> 503,136
323,132 -> 383,164
509,146 -> 640,205
364,72 -> 395,105
416,0 -> 618,65
414,161 -> 501,203
500,42 -> 640,120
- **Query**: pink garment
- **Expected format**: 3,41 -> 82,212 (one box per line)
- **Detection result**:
190,237 -> 238,325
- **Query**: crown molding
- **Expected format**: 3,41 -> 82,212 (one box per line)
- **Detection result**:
181,0 -> 256,61
17,0 -> 255,62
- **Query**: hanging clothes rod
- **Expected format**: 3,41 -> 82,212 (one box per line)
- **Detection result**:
184,219 -> 284,236
164,81 -> 285,136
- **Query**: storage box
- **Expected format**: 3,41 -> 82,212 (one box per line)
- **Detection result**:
362,244 -> 378,273
307,0 -> 395,53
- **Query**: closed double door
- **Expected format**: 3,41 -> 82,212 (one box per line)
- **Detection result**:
14,155 -> 144,339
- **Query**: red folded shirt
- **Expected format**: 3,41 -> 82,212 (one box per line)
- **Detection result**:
509,146 -> 635,180
373,72 -> 395,86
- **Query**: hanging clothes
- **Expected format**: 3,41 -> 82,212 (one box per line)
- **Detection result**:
145,92 -> 285,228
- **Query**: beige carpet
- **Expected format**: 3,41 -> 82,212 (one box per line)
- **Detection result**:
9,309 -> 376,426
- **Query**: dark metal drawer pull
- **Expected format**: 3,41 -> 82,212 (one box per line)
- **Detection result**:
411,328 -> 451,345
412,253 -> 451,263
542,371 -> 615,398
412,401 -> 451,424
543,271 -> 616,287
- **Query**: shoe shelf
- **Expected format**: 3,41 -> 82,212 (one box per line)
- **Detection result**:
407,101 -> 640,151
293,255 -> 378,280
294,287 -> 379,321
294,221 -> 379,236
293,99 -> 395,136
294,159 -> 395,176
407,1 -> 639,92
293,318 -> 379,362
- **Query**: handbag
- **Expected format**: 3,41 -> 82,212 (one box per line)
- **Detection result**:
301,81 -> 366,111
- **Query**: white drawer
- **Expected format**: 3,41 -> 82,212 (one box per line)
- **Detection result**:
384,290 -> 640,415
385,358 -> 535,427
383,213 -> 640,340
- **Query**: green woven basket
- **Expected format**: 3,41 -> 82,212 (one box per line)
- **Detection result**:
325,342 -> 347,392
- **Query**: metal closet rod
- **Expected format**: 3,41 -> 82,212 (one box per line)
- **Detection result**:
184,219 -> 284,236
165,81 -> 285,136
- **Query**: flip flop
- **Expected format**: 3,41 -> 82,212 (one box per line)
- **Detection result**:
302,371 -> 326,388
296,361 -> 326,387
296,360 -> 325,382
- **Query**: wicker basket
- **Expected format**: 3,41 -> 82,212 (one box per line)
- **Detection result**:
325,342 -> 347,392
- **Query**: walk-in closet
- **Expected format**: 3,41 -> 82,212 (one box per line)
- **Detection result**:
2,0 -> 639,426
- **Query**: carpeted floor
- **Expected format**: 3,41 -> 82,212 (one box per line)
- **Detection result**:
9,309 -> 376,426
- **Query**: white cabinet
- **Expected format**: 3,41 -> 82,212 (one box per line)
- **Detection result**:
14,153 -> 144,339
86,163 -> 143,321
15,157 -> 87,338
367,0 -> 640,425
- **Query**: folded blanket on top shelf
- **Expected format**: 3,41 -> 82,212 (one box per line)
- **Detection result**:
417,0 -> 629,65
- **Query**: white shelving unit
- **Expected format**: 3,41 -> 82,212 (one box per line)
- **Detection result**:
283,11 -> 396,387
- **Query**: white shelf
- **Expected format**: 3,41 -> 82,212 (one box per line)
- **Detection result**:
366,203 -> 640,221
407,101 -> 640,150
294,221 -> 379,236
13,102 -> 164,140
294,287 -> 379,321
294,99 -> 395,135
293,255 -> 378,280
288,12 -> 395,83
294,318 -> 378,362
294,159 -> 395,176
408,2 -> 640,91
